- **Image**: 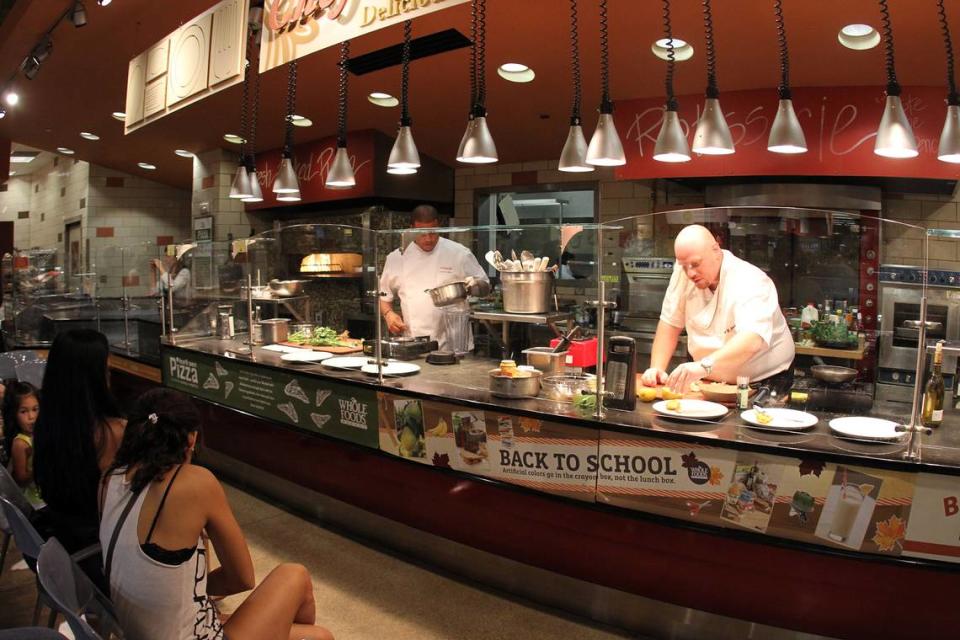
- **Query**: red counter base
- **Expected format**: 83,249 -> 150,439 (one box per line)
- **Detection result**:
191,395 -> 956,639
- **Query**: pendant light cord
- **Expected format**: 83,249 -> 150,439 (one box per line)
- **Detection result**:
239,53 -> 250,163
476,0 -> 487,112
702,0 -> 720,98
337,40 -> 349,146
400,20 -> 412,126
468,0 -> 477,112
938,0 -> 959,105
662,0 -> 678,111
773,0 -> 791,99
569,0 -> 582,124
283,60 -> 297,156
599,0 -> 612,112
878,0 -> 901,96
247,37 -> 260,170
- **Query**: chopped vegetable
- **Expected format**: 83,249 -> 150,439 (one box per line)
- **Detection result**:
574,393 -> 597,414
288,327 -> 352,347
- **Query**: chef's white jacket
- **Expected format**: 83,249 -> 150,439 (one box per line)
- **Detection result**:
660,249 -> 795,382
379,237 -> 489,352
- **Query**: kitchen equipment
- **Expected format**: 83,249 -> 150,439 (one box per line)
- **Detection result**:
299,252 -> 362,275
501,271 -> 554,314
281,350 -> 333,363
363,336 -> 438,360
291,323 -> 314,337
489,368 -> 542,398
441,307 -> 471,355
791,376 -> 874,413
426,350 -> 458,365
425,281 -> 469,307
361,361 -> 421,376
541,373 -> 594,402
243,285 -> 273,298
259,318 -> 290,344
548,336 -> 602,369
322,356 -> 370,369
552,325 -> 581,353
828,416 -> 904,441
604,336 -> 637,410
522,346 -> 568,375
652,399 -> 728,421
269,279 -> 307,297
699,381 -> 757,405
216,304 -> 234,340
740,407 -> 818,431
811,364 -> 858,384
618,257 -> 687,369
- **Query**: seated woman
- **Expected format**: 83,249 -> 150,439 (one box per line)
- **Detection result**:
99,388 -> 333,640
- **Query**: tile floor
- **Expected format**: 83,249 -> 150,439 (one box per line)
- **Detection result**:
0,482 -> 632,639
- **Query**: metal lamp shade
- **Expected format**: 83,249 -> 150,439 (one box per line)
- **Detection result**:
242,168 -> 264,203
653,109 -> 691,163
388,125 -> 421,174
276,189 -> 301,202
586,112 -> 626,166
272,157 -> 300,194
874,95 -> 918,158
938,105 -> 960,163
768,99 -> 807,154
325,146 -> 356,189
456,116 -> 498,164
228,165 -> 253,199
692,98 -> 735,155
558,125 -> 594,172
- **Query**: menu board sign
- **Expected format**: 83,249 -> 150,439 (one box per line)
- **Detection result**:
162,348 -> 379,448
903,472 -> 960,562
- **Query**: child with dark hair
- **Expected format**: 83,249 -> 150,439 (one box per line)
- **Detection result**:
2,380 -> 41,507
99,388 -> 333,640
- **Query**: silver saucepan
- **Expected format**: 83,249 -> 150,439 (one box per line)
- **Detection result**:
425,281 -> 468,307
811,364 -> 858,384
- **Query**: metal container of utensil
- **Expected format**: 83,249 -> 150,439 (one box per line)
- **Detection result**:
522,347 -> 568,375
259,318 -> 290,344
501,271 -> 554,314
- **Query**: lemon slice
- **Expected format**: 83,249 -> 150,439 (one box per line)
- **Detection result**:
858,483 -> 875,497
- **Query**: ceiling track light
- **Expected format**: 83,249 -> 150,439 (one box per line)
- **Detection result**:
558,0 -> 593,172
388,20 -> 421,175
274,59 -> 303,195
767,0 -> 807,154
457,0 -> 498,164
653,0 -> 691,163
230,52 -> 254,199
326,41 -> 356,189
936,0 -> 960,163
71,2 -> 87,28
874,0 -> 918,158
585,0 -> 625,166
97,0 -> 112,6
692,0 -> 734,155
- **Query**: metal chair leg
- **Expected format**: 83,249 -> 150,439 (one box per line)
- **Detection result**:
31,590 -> 42,626
45,604 -> 57,629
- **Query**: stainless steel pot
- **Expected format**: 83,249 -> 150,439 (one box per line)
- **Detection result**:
489,369 -> 542,398
269,279 -> 307,297
425,281 -> 468,307
811,364 -> 858,384
501,271 -> 554,314
260,318 -> 290,344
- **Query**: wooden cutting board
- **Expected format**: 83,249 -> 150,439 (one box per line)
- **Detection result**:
280,339 -> 364,354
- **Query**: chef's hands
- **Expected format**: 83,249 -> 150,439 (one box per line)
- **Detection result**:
384,310 -> 406,334
464,275 -> 491,297
640,367 -> 668,387
666,362 -> 708,395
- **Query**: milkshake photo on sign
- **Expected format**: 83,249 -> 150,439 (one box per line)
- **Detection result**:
393,399 -> 426,459
815,466 -> 881,550
452,410 -> 489,469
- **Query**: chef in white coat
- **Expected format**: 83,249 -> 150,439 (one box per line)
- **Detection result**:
379,206 -> 490,351
640,224 -> 795,394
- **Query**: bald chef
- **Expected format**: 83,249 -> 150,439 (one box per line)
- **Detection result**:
640,224 -> 795,394
379,205 -> 490,351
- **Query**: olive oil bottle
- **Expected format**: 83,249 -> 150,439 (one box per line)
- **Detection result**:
923,341 -> 946,428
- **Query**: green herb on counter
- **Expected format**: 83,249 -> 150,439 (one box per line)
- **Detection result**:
810,321 -> 856,347
574,393 -> 597,415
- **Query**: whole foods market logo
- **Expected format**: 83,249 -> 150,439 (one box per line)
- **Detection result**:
168,356 -> 199,386
339,397 -> 368,429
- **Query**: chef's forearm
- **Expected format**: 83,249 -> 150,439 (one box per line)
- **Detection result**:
379,300 -> 396,317
650,321 -> 683,371
706,332 -> 765,380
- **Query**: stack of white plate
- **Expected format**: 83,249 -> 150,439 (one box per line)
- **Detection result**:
828,416 -> 904,442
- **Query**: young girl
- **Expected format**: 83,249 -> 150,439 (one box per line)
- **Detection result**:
3,380 -> 42,507
99,388 -> 333,640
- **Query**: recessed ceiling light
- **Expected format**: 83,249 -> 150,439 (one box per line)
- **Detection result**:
368,92 -> 399,107
497,63 -> 536,83
4,91 -> 19,107
10,151 -> 38,163
223,133 -> 246,144
838,24 -> 880,50
651,38 -> 695,61
80,132 -> 99,141
138,162 -> 156,170
111,111 -> 126,121
56,147 -> 74,155
290,114 -> 313,127
174,149 -> 193,158
8,170 -> 14,176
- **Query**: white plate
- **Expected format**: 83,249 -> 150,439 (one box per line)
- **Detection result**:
322,356 -> 371,369
652,399 -> 728,420
741,408 -> 818,431
281,350 -> 333,363
828,416 -> 904,441
261,344 -> 300,353
361,361 -> 421,377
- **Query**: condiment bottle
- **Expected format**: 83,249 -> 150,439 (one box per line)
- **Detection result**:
736,376 -> 750,410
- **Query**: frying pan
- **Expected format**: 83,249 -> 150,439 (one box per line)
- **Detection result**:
811,364 -> 858,384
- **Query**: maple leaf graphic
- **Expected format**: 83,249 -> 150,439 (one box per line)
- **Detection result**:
798,459 -> 826,477
708,466 -> 724,486
681,452 -> 699,469
871,514 -> 906,552
432,452 -> 451,469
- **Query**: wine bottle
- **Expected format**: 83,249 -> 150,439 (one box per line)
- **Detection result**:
922,341 -> 946,428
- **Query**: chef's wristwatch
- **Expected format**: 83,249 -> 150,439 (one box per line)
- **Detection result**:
699,356 -> 715,376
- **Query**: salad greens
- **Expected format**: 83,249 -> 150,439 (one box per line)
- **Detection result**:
288,326 -> 353,347
810,320 -> 856,346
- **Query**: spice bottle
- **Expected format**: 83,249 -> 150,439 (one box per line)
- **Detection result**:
736,376 -> 750,410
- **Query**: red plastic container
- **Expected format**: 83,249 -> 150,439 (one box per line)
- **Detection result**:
549,336 -> 604,368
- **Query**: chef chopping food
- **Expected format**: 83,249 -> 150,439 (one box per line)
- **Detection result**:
640,224 -> 795,394
379,205 -> 490,351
